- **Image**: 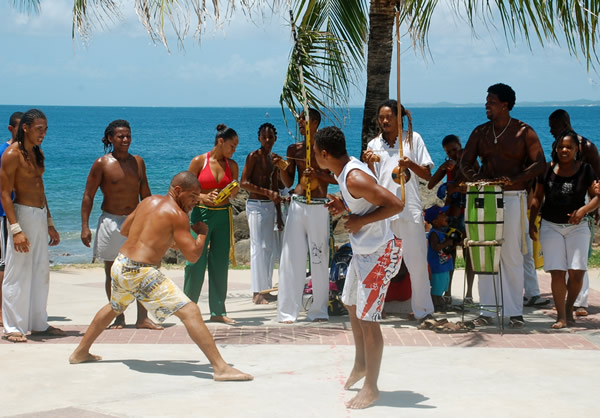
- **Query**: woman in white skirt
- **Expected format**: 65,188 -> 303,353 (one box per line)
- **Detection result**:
529,131 -> 599,329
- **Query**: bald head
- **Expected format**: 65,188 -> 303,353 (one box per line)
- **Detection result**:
549,109 -> 572,139
170,171 -> 201,191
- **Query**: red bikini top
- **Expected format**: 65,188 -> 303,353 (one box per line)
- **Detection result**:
197,152 -> 233,189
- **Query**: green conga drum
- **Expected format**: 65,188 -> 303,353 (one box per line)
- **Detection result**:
464,182 -> 504,274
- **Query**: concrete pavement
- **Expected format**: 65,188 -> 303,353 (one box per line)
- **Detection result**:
1,266 -> 599,417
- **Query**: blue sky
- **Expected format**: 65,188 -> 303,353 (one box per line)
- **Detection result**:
1,0 -> 599,107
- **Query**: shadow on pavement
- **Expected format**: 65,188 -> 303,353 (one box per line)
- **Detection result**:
102,359 -> 213,379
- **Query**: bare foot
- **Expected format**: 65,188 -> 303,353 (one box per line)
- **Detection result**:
69,351 -> 103,364
345,386 -> 380,409
344,367 -> 366,389
279,320 -> 294,324
551,320 -> 568,329
252,293 -> 270,305
136,318 -> 164,330
31,326 -> 65,336
108,315 -> 126,329
3,332 -> 27,343
210,315 -> 237,325
213,365 -> 254,381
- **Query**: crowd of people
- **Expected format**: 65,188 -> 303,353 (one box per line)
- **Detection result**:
0,82 -> 598,408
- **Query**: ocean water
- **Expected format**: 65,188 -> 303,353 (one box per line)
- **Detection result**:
0,104 -> 598,264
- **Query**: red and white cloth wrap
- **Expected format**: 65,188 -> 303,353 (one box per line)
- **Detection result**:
341,237 -> 403,322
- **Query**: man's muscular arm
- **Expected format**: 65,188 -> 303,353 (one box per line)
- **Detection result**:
81,159 -> 103,247
279,144 -> 297,188
584,140 -> 600,178
137,156 -> 151,200
510,127 -> 546,186
343,170 -> 404,234
460,129 -> 482,181
1,148 -> 30,252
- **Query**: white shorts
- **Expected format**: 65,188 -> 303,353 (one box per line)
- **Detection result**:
540,219 -> 590,271
93,211 -> 128,262
341,238 -> 402,322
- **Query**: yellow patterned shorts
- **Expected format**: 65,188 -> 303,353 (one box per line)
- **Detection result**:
110,253 -> 191,323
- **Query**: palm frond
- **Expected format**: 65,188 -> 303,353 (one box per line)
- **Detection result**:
10,0 -> 41,14
401,0 -> 600,69
280,0 -> 368,124
71,1 -> 282,51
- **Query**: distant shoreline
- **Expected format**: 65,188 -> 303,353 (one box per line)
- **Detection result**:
1,102 -> 599,109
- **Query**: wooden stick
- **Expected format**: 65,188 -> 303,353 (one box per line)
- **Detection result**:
258,287 -> 278,295
288,6 -> 311,204
395,4 -> 406,202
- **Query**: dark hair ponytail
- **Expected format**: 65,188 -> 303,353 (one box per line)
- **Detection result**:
16,108 -> 46,168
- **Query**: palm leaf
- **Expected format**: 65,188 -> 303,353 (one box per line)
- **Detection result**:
71,1 -> 281,51
401,0 -> 600,70
280,0 -> 368,124
10,0 -> 41,13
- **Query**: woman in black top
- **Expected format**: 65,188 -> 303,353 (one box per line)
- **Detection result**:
529,131 -> 599,329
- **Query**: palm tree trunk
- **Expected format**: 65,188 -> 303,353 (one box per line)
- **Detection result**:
361,1 -> 395,152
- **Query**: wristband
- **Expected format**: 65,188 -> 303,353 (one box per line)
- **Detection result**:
47,218 -> 54,227
10,223 -> 22,235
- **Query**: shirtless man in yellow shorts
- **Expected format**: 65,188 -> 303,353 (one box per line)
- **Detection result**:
69,171 -> 253,381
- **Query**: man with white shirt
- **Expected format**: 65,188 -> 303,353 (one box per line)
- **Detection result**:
363,100 -> 436,326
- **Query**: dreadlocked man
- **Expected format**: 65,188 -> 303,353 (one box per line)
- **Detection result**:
1,109 -> 62,343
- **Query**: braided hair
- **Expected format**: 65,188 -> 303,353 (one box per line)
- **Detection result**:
258,122 -> 277,138
15,109 -> 46,168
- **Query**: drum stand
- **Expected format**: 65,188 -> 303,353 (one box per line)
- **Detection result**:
462,240 -> 505,334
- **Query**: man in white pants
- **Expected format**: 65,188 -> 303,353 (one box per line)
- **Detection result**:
315,126 -> 404,409
1,109 -> 62,342
241,122 -> 281,304
363,100 -> 435,326
276,108 -> 336,323
461,83 -> 546,328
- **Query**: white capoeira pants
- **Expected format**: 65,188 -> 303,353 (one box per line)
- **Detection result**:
2,204 -> 50,335
575,218 -> 594,308
247,199 -> 277,293
390,217 -> 434,320
523,231 -> 541,298
277,198 -> 329,322
479,191 -> 526,318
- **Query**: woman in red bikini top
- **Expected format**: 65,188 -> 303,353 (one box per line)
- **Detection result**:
188,124 -> 240,207
184,124 -> 240,325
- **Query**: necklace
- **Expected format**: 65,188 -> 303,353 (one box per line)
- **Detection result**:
492,117 -> 512,144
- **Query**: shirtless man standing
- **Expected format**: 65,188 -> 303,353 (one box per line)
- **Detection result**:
69,171 -> 253,382
0,111 -> 22,327
461,83 -> 546,328
275,108 -> 337,323
81,120 -> 161,330
241,123 -> 283,304
1,109 -> 62,342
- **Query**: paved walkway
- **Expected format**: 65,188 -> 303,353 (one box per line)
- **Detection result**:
2,267 -> 600,417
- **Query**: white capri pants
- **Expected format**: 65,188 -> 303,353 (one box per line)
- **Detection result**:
540,219 -> 590,271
